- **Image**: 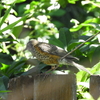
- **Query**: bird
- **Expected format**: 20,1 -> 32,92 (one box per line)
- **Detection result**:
25,39 -> 91,74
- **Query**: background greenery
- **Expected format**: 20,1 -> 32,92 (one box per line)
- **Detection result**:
0,0 -> 100,99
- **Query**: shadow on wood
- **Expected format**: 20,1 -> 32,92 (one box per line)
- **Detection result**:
90,75 -> 100,100
7,74 -> 76,100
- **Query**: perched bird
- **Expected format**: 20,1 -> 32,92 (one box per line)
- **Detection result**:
25,39 -> 91,74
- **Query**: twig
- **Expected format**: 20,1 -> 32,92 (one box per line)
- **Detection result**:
61,32 -> 100,59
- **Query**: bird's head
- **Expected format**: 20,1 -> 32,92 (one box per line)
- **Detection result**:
24,39 -> 39,51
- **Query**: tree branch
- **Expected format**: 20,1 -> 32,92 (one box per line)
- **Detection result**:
61,31 -> 100,59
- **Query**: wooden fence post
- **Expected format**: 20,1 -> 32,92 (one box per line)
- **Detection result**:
7,74 -> 76,100
90,75 -> 100,100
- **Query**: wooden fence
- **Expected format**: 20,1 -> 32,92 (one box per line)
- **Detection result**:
90,75 -> 100,100
7,74 -> 100,100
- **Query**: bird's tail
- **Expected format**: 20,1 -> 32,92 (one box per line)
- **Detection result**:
71,61 -> 91,75
59,58 -> 91,74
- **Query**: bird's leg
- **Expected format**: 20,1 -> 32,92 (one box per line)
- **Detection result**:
41,66 -> 56,80
51,66 -> 56,70
51,65 -> 59,70
44,65 -> 59,74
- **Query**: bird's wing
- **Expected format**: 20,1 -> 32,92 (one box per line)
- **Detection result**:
37,42 -> 78,61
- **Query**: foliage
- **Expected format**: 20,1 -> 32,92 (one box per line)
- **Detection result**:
0,0 -> 100,99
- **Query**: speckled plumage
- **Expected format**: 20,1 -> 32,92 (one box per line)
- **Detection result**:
25,39 -> 91,74
25,39 -> 78,65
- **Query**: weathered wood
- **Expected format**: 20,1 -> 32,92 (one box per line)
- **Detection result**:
90,75 -> 100,100
7,76 -> 34,100
7,74 -> 76,100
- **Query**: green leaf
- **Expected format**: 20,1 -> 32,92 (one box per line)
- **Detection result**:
80,44 -> 90,52
59,27 -> 72,47
77,70 -> 90,82
67,40 -> 79,51
0,53 -> 13,65
49,35 -> 64,48
0,90 -> 11,93
0,77 -> 7,99
91,62 -> 100,74
12,25 -> 23,38
68,0 -> 79,4
0,64 -> 10,75
49,9 -> 66,16
52,21 -> 64,28
70,18 -> 100,32
6,58 -> 26,77
0,5 -> 12,27
0,15 -> 27,34
2,76 -> 9,89
0,38 -> 15,42
58,0 -> 79,8
58,0 -> 68,8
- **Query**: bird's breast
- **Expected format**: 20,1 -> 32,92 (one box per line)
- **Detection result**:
34,46 -> 60,65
